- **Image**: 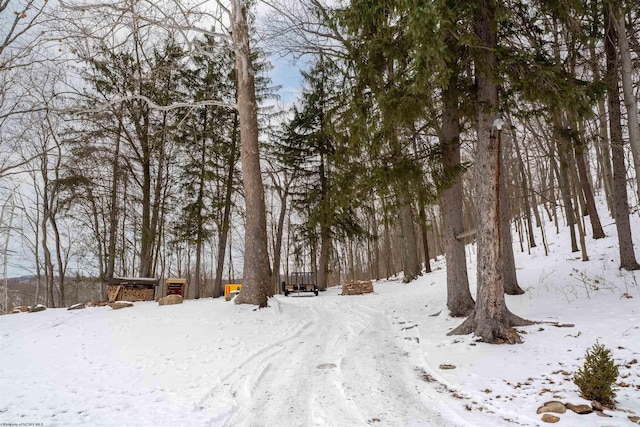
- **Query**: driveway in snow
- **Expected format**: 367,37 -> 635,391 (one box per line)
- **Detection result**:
0,287 -> 470,427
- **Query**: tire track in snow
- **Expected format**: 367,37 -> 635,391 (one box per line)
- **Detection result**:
196,313 -> 315,424
203,293 -> 453,427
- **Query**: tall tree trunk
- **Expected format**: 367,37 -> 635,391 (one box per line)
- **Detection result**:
500,131 -> 524,295
604,4 -> 640,270
317,154 -> 330,291
382,203 -> 394,279
418,203 -> 432,274
441,73 -> 474,317
214,114 -> 239,298
573,134 -> 605,239
232,0 -> 272,306
50,215 -> 66,307
318,226 -> 331,291
554,130 -> 579,252
149,115 -> 168,278
450,0 -> 530,343
399,200 -> 420,283
105,118 -> 123,300
590,0 -> 615,213
138,116 -> 154,278
272,180 -> 289,294
193,113 -> 208,300
2,196 -> 14,312
512,132 -> 536,248
615,8 -> 640,202
370,201 -> 381,280
569,162 -> 589,261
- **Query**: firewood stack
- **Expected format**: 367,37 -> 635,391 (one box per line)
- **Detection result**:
341,280 -> 374,295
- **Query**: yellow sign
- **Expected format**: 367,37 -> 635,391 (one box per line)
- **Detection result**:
224,284 -> 242,297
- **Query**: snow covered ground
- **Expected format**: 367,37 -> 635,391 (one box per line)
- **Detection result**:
1,211 -> 639,426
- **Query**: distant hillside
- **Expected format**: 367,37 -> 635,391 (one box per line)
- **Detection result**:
1,276 -> 102,312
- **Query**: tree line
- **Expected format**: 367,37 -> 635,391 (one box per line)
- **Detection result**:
0,0 -> 638,342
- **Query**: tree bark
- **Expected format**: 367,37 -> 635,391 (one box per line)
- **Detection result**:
615,8 -> 640,202
105,117 -> 123,300
512,132 -> 536,248
573,136 -> 605,239
399,200 -> 420,283
441,74 -> 474,317
272,178 -> 289,294
137,104 -> 154,278
500,132 -> 524,295
232,0 -> 272,307
553,129 -> 579,252
604,4 -> 640,271
418,203 -> 432,274
214,114 -> 239,299
370,201 -> 381,280
318,226 -> 331,291
449,0 -> 530,343
589,0 -> 615,213
317,153 -> 331,291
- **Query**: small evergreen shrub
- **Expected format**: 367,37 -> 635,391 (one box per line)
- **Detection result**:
573,342 -> 619,405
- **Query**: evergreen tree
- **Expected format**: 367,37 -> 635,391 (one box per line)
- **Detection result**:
275,57 -> 363,290
449,0 -> 531,343
173,36 -> 238,299
336,0 -> 438,283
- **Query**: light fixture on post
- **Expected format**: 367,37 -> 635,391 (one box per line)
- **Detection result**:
492,113 -> 505,132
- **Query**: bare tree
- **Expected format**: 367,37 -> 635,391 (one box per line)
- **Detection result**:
228,0 -> 272,306
1,192 -> 16,313
604,2 -> 640,271
615,6 -> 640,202
0,0 -> 52,71
59,0 -> 273,305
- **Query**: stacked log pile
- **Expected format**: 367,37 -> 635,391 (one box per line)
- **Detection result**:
106,285 -> 155,302
341,280 -> 374,295
121,288 -> 154,301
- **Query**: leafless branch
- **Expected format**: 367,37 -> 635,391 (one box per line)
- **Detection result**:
78,94 -> 237,113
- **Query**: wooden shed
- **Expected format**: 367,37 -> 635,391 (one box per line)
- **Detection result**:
107,277 -> 159,302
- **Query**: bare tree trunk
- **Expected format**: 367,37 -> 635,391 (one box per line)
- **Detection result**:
449,0 -> 530,343
272,192 -> 288,294
370,201 -> 381,280
2,196 -> 15,313
138,120 -> 154,278
383,206 -> 393,279
105,118 -> 123,300
573,136 -> 605,239
232,0 -> 272,306
399,200 -> 420,283
553,131 -> 579,252
441,76 -> 474,316
50,215 -> 66,306
604,4 -> 640,271
569,163 -> 589,262
318,226 -> 331,291
418,204 -> 431,274
512,132 -> 536,248
501,132 -> 524,295
615,8 -> 640,202
270,169 -> 291,295
317,155 -> 330,291
590,0 -> 615,213
42,202 -> 55,308
215,115 -> 239,298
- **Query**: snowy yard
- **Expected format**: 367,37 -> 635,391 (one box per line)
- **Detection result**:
1,216 -> 639,426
